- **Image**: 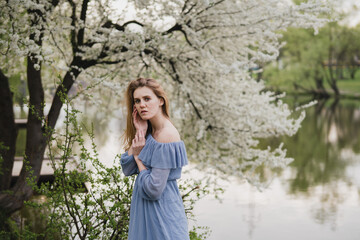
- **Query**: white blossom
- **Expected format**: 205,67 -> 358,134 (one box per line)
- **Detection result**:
0,0 -> 331,187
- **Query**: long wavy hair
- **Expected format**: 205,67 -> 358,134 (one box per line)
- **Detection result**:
123,78 -> 170,151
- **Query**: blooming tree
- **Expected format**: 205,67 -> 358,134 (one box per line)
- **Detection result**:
0,0 -> 329,214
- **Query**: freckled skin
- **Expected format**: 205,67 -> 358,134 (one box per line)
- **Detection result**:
133,87 -> 164,121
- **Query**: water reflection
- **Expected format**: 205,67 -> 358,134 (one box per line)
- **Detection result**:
288,99 -> 359,192
259,98 -> 360,232
79,96 -> 360,232
12,97 -> 360,239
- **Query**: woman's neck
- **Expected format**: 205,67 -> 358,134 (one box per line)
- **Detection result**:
149,112 -> 169,135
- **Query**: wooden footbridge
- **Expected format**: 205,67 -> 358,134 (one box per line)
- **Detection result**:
12,119 -> 89,191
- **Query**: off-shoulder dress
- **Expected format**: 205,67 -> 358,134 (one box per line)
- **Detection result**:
120,133 -> 189,240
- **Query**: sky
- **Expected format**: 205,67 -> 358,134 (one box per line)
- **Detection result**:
111,0 -> 360,28
338,0 -> 360,27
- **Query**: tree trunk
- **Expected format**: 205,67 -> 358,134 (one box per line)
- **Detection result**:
47,58 -> 83,129
327,26 -> 340,97
0,69 -> 17,191
330,82 -> 340,96
0,53 -> 47,217
0,4 -> 47,215
349,66 -> 357,80
0,0 -> 90,217
0,61 -> 85,216
314,77 -> 330,98
311,66 -> 329,98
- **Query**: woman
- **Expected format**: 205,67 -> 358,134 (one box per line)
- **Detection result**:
120,78 -> 190,240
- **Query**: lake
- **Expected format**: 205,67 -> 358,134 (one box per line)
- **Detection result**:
14,96 -> 360,239
190,97 -> 360,240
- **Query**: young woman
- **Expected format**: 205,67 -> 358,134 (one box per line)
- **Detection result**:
120,78 -> 190,240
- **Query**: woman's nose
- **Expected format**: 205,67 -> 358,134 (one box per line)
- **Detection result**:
140,101 -> 146,108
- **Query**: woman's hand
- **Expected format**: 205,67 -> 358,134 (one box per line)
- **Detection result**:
131,129 -> 146,156
133,105 -> 148,133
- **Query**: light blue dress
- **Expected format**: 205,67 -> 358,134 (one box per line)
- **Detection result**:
120,134 -> 190,240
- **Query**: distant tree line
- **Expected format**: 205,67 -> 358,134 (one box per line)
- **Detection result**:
263,22 -> 360,98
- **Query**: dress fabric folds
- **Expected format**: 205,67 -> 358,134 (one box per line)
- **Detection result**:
120,134 -> 190,240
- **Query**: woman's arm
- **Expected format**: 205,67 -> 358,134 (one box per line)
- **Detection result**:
136,167 -> 170,200
121,104 -> 147,174
132,131 -> 170,200
120,152 -> 138,176
121,129 -> 147,176
132,130 -> 147,172
134,155 -> 147,172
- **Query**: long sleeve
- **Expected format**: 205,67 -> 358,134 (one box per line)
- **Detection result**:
120,152 -> 139,176
137,168 -> 170,201
127,134 -> 190,240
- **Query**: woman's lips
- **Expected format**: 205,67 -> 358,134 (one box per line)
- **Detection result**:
141,111 -> 147,114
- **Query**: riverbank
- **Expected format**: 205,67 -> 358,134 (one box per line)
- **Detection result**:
264,78 -> 360,100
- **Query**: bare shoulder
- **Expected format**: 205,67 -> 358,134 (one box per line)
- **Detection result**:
156,127 -> 181,143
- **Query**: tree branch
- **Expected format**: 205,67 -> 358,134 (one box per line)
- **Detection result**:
182,0 -> 197,15
163,23 -> 194,48
77,0 -> 90,46
196,0 -> 226,16
67,0 -> 77,54
101,20 -> 144,32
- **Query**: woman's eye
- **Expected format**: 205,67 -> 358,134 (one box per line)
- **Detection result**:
135,99 -> 140,104
145,98 -> 150,101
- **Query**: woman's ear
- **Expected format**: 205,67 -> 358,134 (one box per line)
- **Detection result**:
159,97 -> 164,106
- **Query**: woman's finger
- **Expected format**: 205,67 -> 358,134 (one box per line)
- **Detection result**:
140,131 -> 145,144
142,130 -> 146,140
133,113 -> 138,128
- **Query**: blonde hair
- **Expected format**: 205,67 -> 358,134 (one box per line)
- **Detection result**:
123,78 -> 170,151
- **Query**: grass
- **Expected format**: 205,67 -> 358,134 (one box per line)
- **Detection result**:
263,68 -> 360,97
332,79 -> 360,95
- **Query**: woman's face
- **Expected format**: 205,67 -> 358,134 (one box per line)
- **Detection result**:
133,86 -> 164,120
